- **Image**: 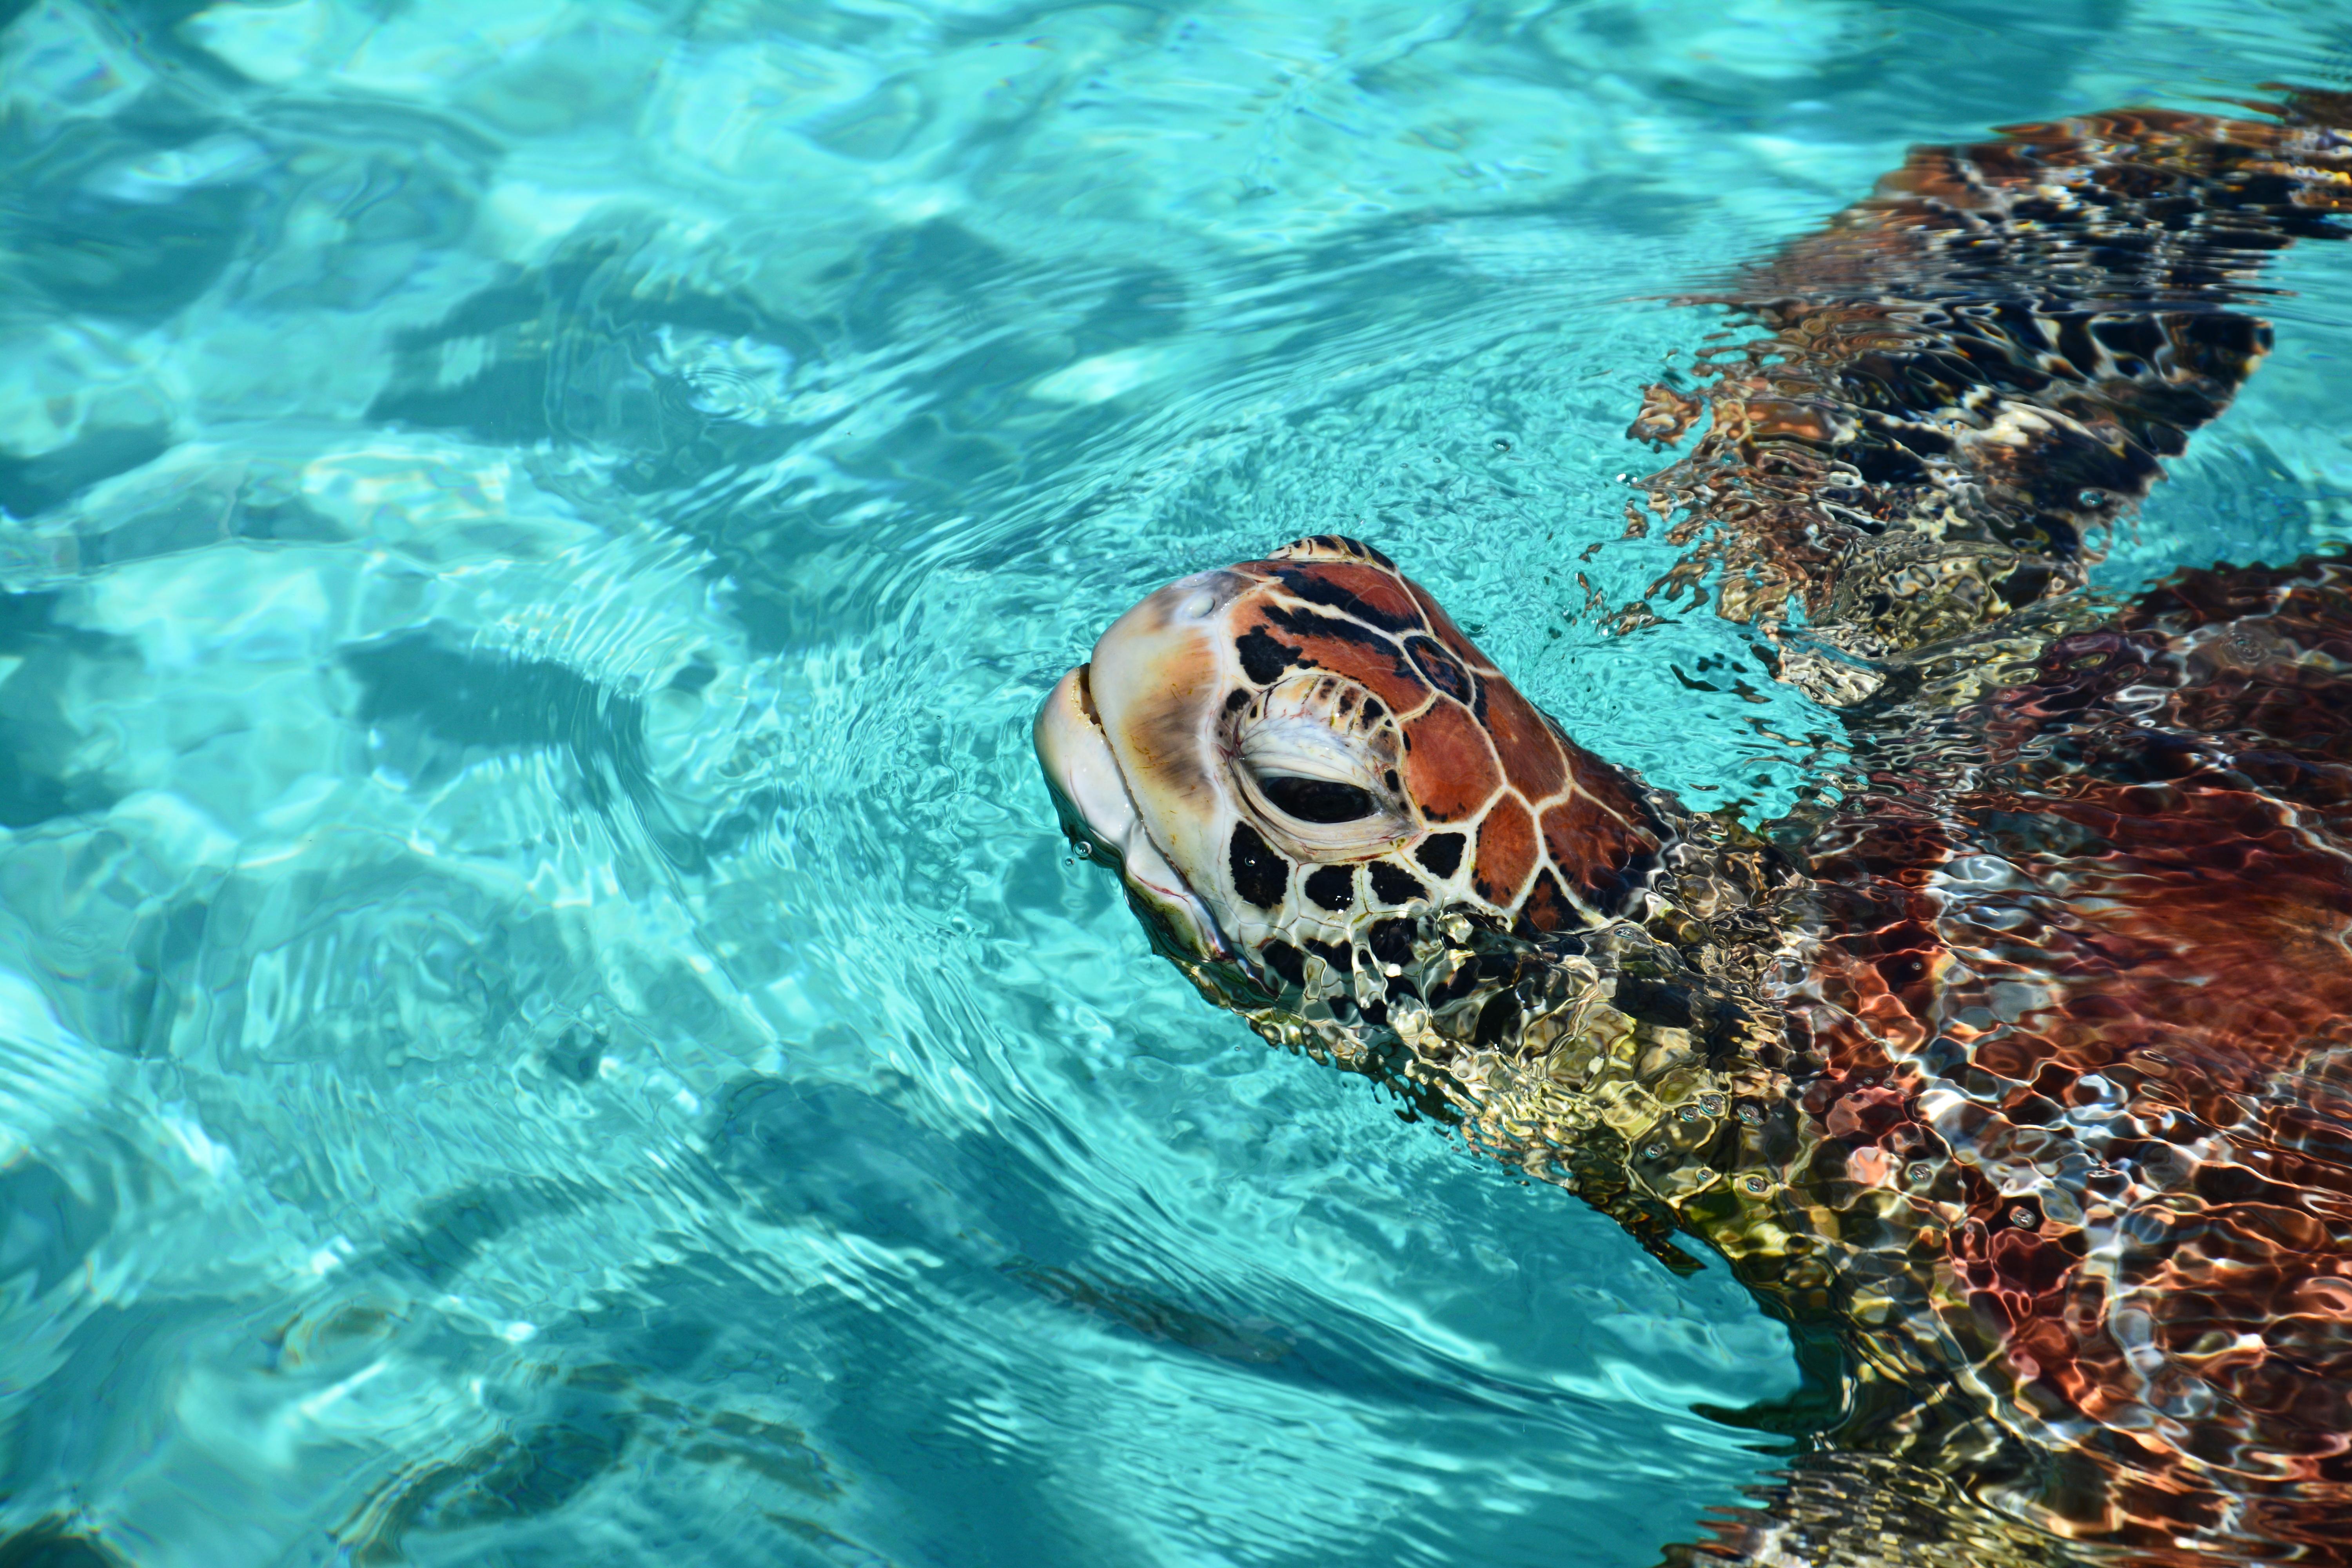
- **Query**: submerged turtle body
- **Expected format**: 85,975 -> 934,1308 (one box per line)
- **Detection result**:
1036,92 -> 2352,1568
1722,559 -> 2352,1562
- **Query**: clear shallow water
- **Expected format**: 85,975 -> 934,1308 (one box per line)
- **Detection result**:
1,2 -> 2349,1564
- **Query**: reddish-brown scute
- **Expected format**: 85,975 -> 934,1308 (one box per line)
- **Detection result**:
1291,563 -> 1426,628
1517,868 -> 1575,933
1403,700 -> 1502,822
1402,579 -> 1495,673
1483,681 -> 1569,800
1473,795 -> 1538,907
1248,609 -> 1429,715
1541,796 -> 1639,903
1564,737 -> 1653,826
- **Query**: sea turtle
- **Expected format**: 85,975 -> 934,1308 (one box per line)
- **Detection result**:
1036,91 -> 2352,1566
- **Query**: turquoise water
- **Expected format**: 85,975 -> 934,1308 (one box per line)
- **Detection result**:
2,3 -> 2350,1564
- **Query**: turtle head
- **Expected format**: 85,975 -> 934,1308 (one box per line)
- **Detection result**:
1036,536 -> 1665,1012
1040,537 -> 1800,1274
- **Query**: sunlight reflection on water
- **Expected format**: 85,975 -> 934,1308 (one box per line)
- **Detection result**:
0,1 -> 2348,1564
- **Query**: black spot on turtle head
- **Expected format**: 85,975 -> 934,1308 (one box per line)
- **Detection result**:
1229,821 -> 1289,907
1368,917 -> 1416,969
1405,636 -> 1472,703
1361,698 -> 1385,722
1302,938 -> 1353,975
1260,940 -> 1307,990
1224,687 -> 1252,713
1237,627 -> 1301,686
1303,864 -> 1356,912
1367,861 -> 1425,906
1414,832 -> 1465,878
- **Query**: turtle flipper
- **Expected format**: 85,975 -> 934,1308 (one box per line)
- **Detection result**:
1632,89 -> 2352,706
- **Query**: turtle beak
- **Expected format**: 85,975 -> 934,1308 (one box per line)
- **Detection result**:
1035,664 -> 1231,963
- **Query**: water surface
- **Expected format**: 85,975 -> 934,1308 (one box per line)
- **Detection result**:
2,2 -> 2349,1564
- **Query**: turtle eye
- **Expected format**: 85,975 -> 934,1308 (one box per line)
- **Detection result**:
1254,774 -> 1376,824
1229,673 -> 1409,860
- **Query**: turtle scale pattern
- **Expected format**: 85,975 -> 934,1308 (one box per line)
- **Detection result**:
1212,534 -> 1665,941
1140,539 -> 1802,1276
1050,91 -> 2352,1568
1735,555 -> 2352,1563
1628,89 -> 2352,710
1160,540 -> 2352,1568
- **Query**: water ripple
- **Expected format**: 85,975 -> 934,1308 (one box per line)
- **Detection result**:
2,2 -> 2349,1565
